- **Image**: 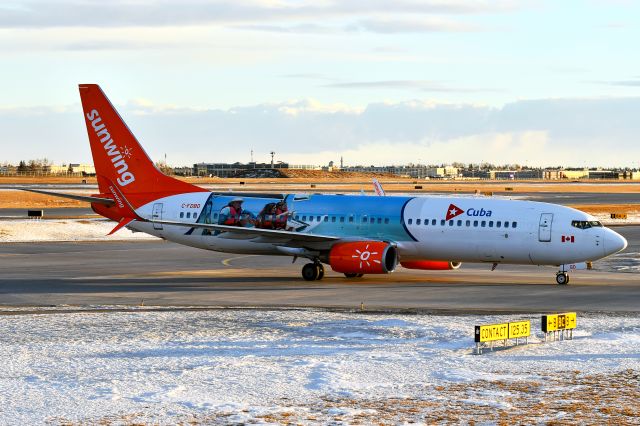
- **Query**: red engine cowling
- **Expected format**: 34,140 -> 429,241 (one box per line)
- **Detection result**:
328,241 -> 398,274
400,260 -> 462,270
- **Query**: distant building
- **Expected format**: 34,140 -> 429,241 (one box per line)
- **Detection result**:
588,170 -> 619,179
425,166 -> 459,179
490,170 -> 543,180
194,162 -> 289,177
543,168 -> 589,180
49,165 -> 70,174
68,164 -> 96,175
173,166 -> 193,176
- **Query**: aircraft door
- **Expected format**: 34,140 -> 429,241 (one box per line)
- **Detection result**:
152,203 -> 163,230
538,213 -> 553,242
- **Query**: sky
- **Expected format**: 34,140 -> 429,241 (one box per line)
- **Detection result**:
1,0 -> 639,168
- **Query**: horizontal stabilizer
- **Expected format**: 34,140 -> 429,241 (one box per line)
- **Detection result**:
108,217 -> 135,235
20,188 -> 115,205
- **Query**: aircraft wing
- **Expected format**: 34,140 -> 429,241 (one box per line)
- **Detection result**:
152,220 -> 341,242
20,188 -> 115,206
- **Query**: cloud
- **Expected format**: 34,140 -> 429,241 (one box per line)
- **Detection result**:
347,18 -> 484,33
0,0 -> 518,29
323,80 -> 500,93
2,96 -> 639,167
608,79 -> 640,87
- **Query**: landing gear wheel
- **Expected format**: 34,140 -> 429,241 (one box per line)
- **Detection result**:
344,273 -> 358,278
316,264 -> 325,280
556,272 -> 569,285
302,263 -> 319,281
356,273 -> 364,278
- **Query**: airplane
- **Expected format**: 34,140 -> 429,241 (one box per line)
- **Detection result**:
25,84 -> 628,285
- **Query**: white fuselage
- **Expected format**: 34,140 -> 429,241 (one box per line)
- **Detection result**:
127,193 -> 626,266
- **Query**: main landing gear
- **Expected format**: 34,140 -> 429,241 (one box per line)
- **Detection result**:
344,273 -> 364,278
555,272 -> 570,285
302,262 -> 325,281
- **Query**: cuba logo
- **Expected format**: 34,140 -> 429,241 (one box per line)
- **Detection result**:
446,203 -> 493,220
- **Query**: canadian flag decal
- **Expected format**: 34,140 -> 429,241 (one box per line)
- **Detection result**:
445,204 -> 464,221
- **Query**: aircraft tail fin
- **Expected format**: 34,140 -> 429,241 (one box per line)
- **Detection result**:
78,84 -> 205,209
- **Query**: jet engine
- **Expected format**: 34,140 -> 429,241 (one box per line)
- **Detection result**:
400,260 -> 462,270
328,241 -> 398,274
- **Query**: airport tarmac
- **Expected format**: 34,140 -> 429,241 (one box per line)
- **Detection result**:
1,227 -> 638,312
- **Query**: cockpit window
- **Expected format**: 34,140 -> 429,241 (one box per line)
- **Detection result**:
571,220 -> 602,229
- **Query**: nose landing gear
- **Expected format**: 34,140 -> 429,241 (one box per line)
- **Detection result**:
302,262 -> 325,281
555,272 -> 570,285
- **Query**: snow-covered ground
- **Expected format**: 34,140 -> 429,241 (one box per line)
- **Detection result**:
0,219 -> 158,242
1,309 -> 639,424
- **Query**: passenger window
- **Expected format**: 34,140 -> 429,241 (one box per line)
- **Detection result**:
377,218 -> 382,224
416,219 -> 421,225
180,212 -> 184,218
424,219 -> 429,226
384,218 -> 389,224
362,217 -> 367,223
309,216 -> 314,222
489,221 -> 494,227
481,221 -> 486,227
340,216 -> 345,223
457,220 -> 462,226
497,221 -> 501,228
432,219 -> 436,226
449,220 -> 454,226
302,215 -> 307,221
513,222 -> 518,228
349,216 -> 354,223
324,216 -> 329,222
466,220 -> 470,227
474,220 -> 478,227
408,218 -> 413,225
331,216 -> 336,222
295,215 -> 299,220
186,212 -> 191,218
504,221 -> 509,228
441,220 -> 445,226
317,216 -> 321,222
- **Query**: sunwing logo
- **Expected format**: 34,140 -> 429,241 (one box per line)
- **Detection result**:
85,109 -> 136,187
445,203 -> 493,220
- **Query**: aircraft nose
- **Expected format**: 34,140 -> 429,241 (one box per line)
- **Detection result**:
604,228 -> 627,255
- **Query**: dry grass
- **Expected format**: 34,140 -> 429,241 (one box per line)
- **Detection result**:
52,370 -> 640,425
567,204 -> 640,214
0,190 -> 87,208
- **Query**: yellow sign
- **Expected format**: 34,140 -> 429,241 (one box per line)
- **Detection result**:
475,323 -> 508,343
508,320 -> 530,339
542,312 -> 577,332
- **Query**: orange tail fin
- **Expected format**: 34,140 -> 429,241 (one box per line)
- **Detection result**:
79,84 -> 205,209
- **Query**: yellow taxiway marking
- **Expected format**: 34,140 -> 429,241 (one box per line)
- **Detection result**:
222,255 -> 258,267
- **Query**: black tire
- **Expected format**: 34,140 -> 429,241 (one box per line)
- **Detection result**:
556,273 -> 569,285
316,264 -> 325,280
344,273 -> 358,278
356,273 -> 364,278
302,263 -> 319,281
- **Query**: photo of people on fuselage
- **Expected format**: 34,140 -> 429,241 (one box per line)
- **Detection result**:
218,197 -> 255,227
254,200 -> 292,230
193,194 -> 294,235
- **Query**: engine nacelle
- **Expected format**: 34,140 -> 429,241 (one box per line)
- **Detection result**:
328,241 -> 398,274
400,260 -> 461,270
